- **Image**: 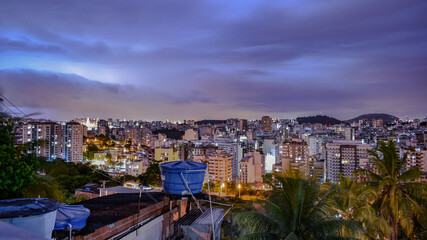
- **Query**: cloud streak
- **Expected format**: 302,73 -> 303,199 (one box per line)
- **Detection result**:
0,0 -> 426,120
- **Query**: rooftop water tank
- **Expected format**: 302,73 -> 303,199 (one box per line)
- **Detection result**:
54,204 -> 90,230
0,198 -> 60,239
160,161 -> 207,195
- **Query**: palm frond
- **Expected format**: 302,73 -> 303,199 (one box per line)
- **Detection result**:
354,168 -> 383,182
239,232 -> 281,240
234,211 -> 282,234
398,166 -> 422,182
284,232 -> 300,240
304,219 -> 362,239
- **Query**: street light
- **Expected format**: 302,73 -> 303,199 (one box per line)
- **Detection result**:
221,182 -> 225,196
238,184 -> 241,197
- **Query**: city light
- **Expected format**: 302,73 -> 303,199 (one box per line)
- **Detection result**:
238,183 -> 241,197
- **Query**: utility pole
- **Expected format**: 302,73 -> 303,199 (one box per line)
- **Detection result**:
100,180 -> 107,188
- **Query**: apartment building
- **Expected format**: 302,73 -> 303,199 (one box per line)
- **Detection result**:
281,138 -> 308,175
22,122 -> 63,161
326,140 -> 372,182
206,149 -> 233,182
239,150 -> 264,183
63,122 -> 84,163
404,148 -> 427,181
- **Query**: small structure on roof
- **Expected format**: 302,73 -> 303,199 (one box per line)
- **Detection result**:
177,208 -> 224,240
160,161 -> 207,195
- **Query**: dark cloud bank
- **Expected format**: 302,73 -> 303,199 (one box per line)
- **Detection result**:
0,0 -> 426,120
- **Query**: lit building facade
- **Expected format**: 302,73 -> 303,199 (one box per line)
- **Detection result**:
404,148 -> 427,182
239,150 -> 264,183
154,147 -> 178,162
206,150 -> 233,182
281,138 -> 308,174
261,116 -> 272,132
22,122 -> 63,161
63,122 -> 84,163
326,140 -> 372,182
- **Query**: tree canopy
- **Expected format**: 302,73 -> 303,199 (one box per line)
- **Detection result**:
0,120 -> 42,199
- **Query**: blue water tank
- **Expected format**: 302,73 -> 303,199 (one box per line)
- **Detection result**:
160,161 -> 207,195
54,204 -> 90,230
0,198 -> 60,239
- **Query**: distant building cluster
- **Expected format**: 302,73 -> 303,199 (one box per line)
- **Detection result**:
19,121 -> 84,162
14,115 -> 427,183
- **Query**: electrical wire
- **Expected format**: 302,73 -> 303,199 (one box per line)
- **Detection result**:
82,163 -> 158,203
0,95 -> 161,203
0,93 -> 31,119
0,101 -> 20,118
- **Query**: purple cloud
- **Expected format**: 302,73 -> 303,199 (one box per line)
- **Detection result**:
0,0 -> 426,120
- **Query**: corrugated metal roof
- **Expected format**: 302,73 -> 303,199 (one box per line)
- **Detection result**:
175,209 -> 202,226
193,208 -> 223,225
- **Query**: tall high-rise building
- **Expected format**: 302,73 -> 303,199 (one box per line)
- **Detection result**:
334,125 -> 355,141
261,116 -> 272,132
239,150 -> 264,183
178,142 -> 193,161
63,122 -> 84,163
261,139 -> 276,172
206,150 -> 233,182
281,138 -> 308,175
404,148 -> 427,182
125,126 -> 138,145
238,119 -> 248,133
22,122 -> 62,161
326,140 -> 372,182
97,119 -> 110,136
308,135 -> 327,159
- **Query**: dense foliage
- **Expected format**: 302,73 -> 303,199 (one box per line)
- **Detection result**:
41,159 -> 114,195
355,141 -> 426,239
0,119 -> 117,202
152,128 -> 185,140
296,115 -> 344,125
235,141 -> 426,240
235,172 -> 361,239
83,144 -> 99,160
139,163 -> 161,187
346,113 -> 398,123
0,120 -> 42,199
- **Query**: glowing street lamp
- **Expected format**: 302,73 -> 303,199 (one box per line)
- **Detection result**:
238,184 -> 241,197
220,183 -> 225,196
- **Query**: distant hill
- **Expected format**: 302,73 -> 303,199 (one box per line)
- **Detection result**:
152,128 -> 184,140
296,115 -> 344,125
195,120 -> 226,125
346,113 -> 398,123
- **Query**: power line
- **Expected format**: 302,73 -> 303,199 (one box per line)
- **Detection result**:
0,101 -> 20,118
82,163 -> 124,185
0,93 -> 31,119
81,163 -> 158,203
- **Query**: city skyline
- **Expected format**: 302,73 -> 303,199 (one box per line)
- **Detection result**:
1,0 -> 426,121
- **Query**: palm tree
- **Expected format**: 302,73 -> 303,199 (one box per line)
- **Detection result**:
355,141 -> 426,240
234,171 -> 360,239
333,175 -> 391,239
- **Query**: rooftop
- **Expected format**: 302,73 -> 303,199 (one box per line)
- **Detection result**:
69,192 -> 165,236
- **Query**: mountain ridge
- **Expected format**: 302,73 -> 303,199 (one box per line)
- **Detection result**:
296,115 -> 344,125
346,113 -> 398,123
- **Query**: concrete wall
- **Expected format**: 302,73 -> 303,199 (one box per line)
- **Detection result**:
72,198 -> 187,240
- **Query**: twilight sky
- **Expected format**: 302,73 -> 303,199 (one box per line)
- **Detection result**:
1,0 -> 426,121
